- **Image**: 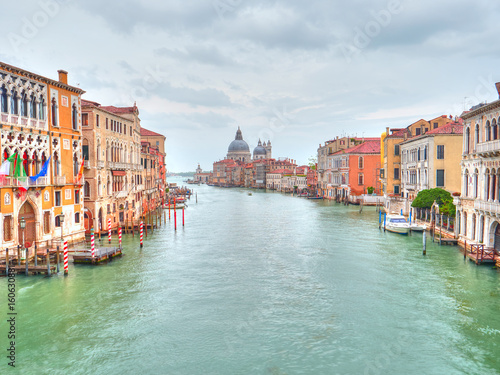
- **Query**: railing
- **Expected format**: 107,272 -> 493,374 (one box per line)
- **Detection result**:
476,140 -> 500,154
115,190 -> 128,198
84,160 -> 90,169
134,184 -> 144,192
469,244 -> 497,264
0,113 -> 48,130
28,176 -> 48,186
53,176 -> 66,185
97,160 -> 105,168
474,200 -> 500,214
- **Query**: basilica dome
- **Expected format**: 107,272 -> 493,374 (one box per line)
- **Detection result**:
228,127 -> 250,152
253,139 -> 266,156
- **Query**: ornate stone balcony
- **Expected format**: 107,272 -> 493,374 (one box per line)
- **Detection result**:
53,176 -> 66,185
97,160 -> 105,169
474,199 -> 500,214
476,140 -> 500,156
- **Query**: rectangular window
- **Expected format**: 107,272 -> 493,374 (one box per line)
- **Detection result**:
394,168 -> 400,180
106,118 -> 109,129
44,211 -> 50,234
96,114 -> 100,127
55,215 -> 61,227
424,147 -> 427,160
65,189 -> 71,200
394,185 -> 400,194
55,191 -> 61,206
75,190 -> 80,204
437,145 -> 444,159
82,113 -> 89,126
358,173 -> 364,185
107,204 -> 111,214
124,124 -> 127,134
3,216 -> 13,241
394,144 -> 400,156
113,203 -> 116,213
415,128 -> 421,136
436,169 -> 444,187
417,149 -> 421,161
433,122 -> 438,129
83,145 -> 89,161
75,212 -> 80,224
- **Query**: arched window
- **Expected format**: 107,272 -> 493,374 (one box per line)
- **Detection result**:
474,169 -> 479,198
486,120 -> 491,141
39,97 -> 45,120
73,153 -> 79,176
464,169 -> 469,197
30,94 -> 37,118
0,86 -> 7,113
20,91 -> 28,117
358,156 -> 364,169
84,181 -> 90,198
11,89 -> 19,115
493,119 -> 498,140
51,98 -> 57,126
53,152 -> 60,176
72,104 -> 78,130
475,124 -> 480,147
98,176 -> 102,196
465,127 -> 470,154
463,211 -> 467,237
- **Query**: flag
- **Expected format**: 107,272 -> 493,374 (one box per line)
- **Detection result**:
13,153 -> 28,192
29,156 -> 51,182
0,160 -> 11,175
76,159 -> 84,184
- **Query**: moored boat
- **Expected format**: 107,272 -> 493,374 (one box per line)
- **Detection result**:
410,223 -> 427,232
385,214 -> 410,234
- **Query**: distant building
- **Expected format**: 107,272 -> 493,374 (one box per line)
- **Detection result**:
194,164 -> 211,183
227,127 -> 251,162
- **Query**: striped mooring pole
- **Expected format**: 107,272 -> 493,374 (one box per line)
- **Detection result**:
140,221 -> 144,248
108,218 -> 111,243
182,207 -> 185,227
63,240 -> 69,275
91,227 -> 95,259
118,227 -> 122,248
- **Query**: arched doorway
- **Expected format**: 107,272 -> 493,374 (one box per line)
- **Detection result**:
98,208 -> 103,233
84,208 -> 93,233
494,223 -> 500,251
18,201 -> 36,247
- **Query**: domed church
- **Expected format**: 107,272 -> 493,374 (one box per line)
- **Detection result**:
227,127 -> 251,162
227,127 -> 272,162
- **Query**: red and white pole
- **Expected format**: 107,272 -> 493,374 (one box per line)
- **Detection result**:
174,198 -> 177,231
118,227 -> 122,248
140,221 -> 144,248
91,227 -> 95,259
108,218 -> 111,243
168,200 -> 171,220
63,240 -> 69,275
182,207 -> 185,227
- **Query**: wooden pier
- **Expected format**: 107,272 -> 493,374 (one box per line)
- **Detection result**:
72,247 -> 122,264
466,244 -> 498,265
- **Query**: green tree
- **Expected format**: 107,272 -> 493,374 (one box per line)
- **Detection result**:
411,188 -> 456,216
308,156 -> 317,169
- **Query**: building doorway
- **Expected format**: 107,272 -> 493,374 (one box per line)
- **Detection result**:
18,201 -> 36,247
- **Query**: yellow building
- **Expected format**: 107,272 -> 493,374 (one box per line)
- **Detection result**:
0,62 -> 85,248
381,116 -> 452,196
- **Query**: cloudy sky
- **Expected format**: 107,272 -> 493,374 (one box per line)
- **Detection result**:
2,0 -> 500,172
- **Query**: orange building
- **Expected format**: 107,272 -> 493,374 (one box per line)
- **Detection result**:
0,61 -> 85,248
327,140 -> 381,200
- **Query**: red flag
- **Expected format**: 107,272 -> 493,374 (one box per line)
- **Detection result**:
76,159 -> 84,183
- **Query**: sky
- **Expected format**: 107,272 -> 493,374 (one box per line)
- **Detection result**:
2,0 -> 500,172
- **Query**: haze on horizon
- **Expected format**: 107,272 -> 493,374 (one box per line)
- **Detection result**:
2,0 -> 500,172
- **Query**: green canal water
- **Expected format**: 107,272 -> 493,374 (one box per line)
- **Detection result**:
1,181 -> 500,375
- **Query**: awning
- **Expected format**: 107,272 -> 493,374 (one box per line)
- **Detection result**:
112,170 -> 126,176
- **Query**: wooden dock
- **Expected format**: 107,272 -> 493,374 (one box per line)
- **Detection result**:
72,247 -> 122,264
466,244 -> 498,265
439,238 -> 458,246
0,264 -> 56,275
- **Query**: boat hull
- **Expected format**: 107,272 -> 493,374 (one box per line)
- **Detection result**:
385,225 -> 410,234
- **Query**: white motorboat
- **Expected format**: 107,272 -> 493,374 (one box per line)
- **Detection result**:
385,214 -> 410,234
409,222 -> 427,232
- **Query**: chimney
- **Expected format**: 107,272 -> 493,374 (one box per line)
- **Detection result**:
386,127 -> 389,136
58,70 -> 68,84
496,82 -> 500,98
404,131 -> 407,141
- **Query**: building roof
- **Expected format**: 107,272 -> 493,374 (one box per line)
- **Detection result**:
333,140 -> 381,155
81,99 -> 101,107
269,168 -> 294,175
100,105 -> 138,115
425,122 -> 463,135
140,127 -> 165,137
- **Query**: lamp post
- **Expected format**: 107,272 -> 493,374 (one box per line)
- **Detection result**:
59,214 -> 65,243
20,217 -> 26,261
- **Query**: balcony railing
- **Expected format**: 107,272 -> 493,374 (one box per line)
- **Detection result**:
474,200 -> 500,214
97,160 -> 105,169
53,176 -> 66,185
476,140 -> 500,155
134,184 -> 144,192
0,113 -> 48,130
84,160 -> 90,169
28,176 -> 49,187
115,190 -> 128,198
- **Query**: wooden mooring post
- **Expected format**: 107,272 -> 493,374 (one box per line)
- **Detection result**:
46,249 -> 51,276
56,245 -> 60,273
34,244 -> 37,267
5,248 -> 9,275
17,245 -> 21,266
423,231 -> 427,255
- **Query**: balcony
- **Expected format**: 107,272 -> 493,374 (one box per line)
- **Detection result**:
115,190 -> 128,198
0,113 -> 48,130
109,162 -> 128,170
476,140 -> 500,156
28,176 -> 49,187
97,160 -> 105,169
84,160 -> 90,169
474,200 -> 500,214
134,184 -> 145,192
53,176 -> 66,185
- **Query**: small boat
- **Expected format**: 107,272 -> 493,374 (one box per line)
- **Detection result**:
385,214 -> 410,235
248,192 -> 252,196
409,223 -> 427,232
